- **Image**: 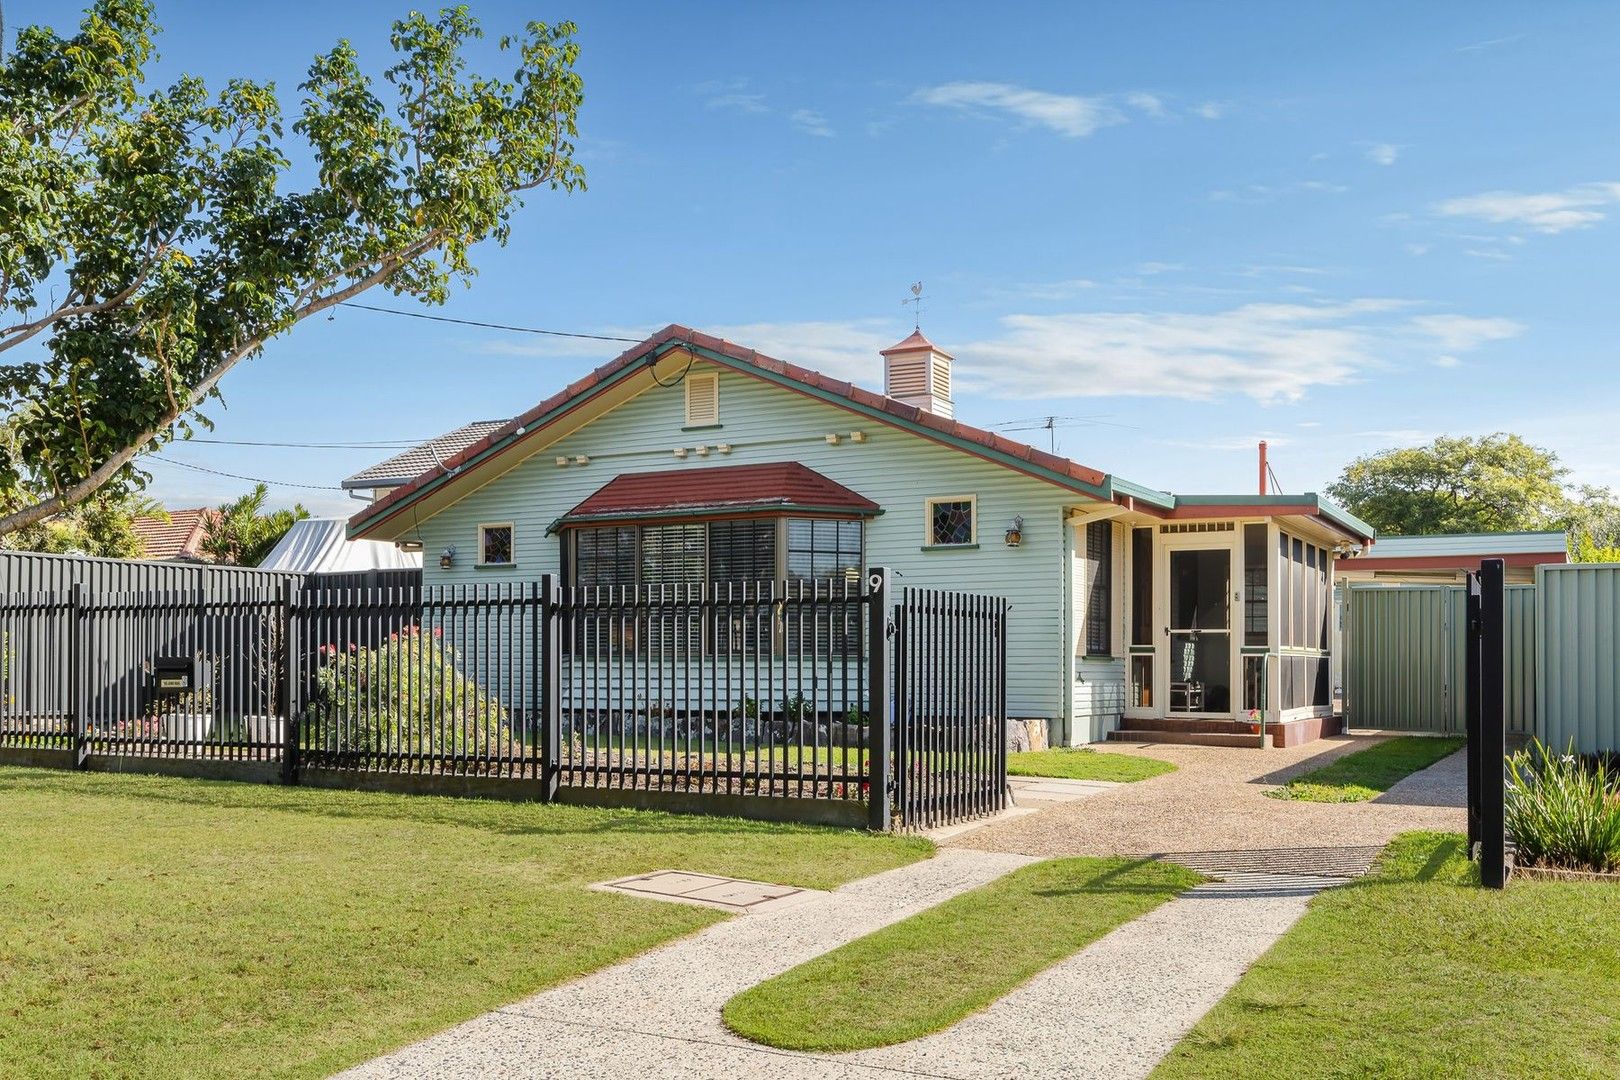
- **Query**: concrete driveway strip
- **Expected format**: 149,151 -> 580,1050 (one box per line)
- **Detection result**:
336,847 -> 1034,1080
338,852 -> 1334,1079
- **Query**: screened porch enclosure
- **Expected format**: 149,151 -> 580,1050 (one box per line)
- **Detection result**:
1120,518 -> 1337,726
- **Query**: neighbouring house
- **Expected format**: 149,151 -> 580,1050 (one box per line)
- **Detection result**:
131,508 -> 219,562
347,325 -> 1375,749
257,517 -> 422,573
342,419 -> 509,505
1335,531 -> 1568,586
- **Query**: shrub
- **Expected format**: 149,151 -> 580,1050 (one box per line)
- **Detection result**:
305,625 -> 512,757
1505,740 -> 1620,873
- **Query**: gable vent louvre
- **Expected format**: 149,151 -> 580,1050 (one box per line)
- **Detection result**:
684,371 -> 719,426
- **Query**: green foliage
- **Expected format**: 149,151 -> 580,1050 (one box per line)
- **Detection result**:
0,491 -> 155,557
306,623 -> 513,757
1326,433 -> 1569,537
1506,740 -> 1620,873
0,1 -> 586,533
200,482 -> 306,565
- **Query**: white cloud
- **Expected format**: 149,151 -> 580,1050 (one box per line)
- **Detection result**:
1366,143 -> 1399,166
1407,313 -> 1523,351
950,300 -> 1523,405
1192,101 -> 1228,120
1404,243 -> 1431,256
1434,355 -> 1462,368
1136,261 -> 1184,276
1456,34 -> 1525,52
1124,92 -> 1167,118
1003,278 -> 1099,301
703,320 -> 896,384
1210,180 -> 1348,203
912,82 -> 1125,138
699,78 -> 769,114
790,108 -> 834,138
1434,182 -> 1620,233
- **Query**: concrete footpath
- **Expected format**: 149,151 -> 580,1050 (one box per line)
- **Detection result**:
338,848 -> 1336,1080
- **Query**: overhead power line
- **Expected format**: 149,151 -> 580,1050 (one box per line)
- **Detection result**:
185,437 -> 427,449
150,458 -> 347,492
338,302 -> 648,343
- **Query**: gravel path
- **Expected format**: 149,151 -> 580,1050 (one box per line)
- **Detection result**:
949,734 -> 1467,875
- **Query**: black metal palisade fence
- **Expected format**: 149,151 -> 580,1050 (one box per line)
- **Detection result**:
0,568 -> 1008,831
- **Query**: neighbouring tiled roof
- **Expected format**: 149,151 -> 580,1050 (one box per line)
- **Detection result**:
350,324 -> 1127,538
551,462 -> 882,532
132,508 -> 217,561
342,420 -> 510,489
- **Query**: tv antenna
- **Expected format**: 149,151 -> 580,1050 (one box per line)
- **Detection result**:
901,281 -> 926,329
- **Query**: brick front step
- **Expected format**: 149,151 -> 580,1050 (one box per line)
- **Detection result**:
1105,715 -> 1345,749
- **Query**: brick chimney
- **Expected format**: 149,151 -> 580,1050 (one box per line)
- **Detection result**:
881,330 -> 954,418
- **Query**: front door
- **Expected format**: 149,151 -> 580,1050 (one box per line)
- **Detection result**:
1165,547 -> 1233,716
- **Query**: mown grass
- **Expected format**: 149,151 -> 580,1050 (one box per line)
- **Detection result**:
1153,831 -> 1620,1079
1008,747 -> 1176,783
1267,736 -> 1464,802
722,856 -> 1202,1051
0,767 -> 929,1079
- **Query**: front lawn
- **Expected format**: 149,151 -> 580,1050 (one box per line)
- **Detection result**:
722,856 -> 1202,1051
0,767 -> 928,1079
1153,832 -> 1620,1079
1008,747 -> 1176,783
1267,735 -> 1464,802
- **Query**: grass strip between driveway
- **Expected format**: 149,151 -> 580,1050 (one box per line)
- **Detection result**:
1008,747 -> 1176,782
1267,735 -> 1464,802
722,856 -> 1203,1052
0,767 -> 929,1079
1152,831 -> 1620,1079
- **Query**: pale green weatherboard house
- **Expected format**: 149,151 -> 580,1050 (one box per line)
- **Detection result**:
346,325 -> 1375,749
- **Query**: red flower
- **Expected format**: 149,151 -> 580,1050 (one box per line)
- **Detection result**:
432,627 -> 443,638
348,642 -> 359,653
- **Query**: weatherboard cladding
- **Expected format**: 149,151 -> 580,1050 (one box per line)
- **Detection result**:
553,461 -> 882,530
410,362 -> 1096,721
349,324 -> 1140,538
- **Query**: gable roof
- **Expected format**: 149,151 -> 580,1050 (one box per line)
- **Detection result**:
349,324 -> 1155,540
132,508 -> 217,561
343,420 -> 509,490
549,462 -> 882,533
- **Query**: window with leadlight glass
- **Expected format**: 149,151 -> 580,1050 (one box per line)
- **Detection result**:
925,496 -> 976,547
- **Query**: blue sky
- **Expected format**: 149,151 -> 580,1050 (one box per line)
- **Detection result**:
17,1 -> 1620,516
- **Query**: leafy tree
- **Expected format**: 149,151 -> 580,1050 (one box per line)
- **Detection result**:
201,483 -> 307,566
0,492 -> 157,557
1326,434 -> 1570,536
0,1 -> 585,535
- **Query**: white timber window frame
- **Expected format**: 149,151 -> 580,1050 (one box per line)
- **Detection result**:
923,494 -> 977,548
477,522 -> 515,567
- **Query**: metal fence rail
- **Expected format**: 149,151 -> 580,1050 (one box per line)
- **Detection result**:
0,567 -> 1012,829
558,578 -> 871,800
893,586 -> 1008,830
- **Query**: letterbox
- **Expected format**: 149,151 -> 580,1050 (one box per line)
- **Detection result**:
151,656 -> 210,698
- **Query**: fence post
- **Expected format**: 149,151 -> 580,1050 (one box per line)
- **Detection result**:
70,582 -> 87,768
541,574 -> 562,802
867,567 -> 893,832
280,579 -> 301,785
1479,558 -> 1507,888
1464,573 -> 1482,848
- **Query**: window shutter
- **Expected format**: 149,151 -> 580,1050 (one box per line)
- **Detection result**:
685,371 -> 719,426
1085,520 -> 1112,655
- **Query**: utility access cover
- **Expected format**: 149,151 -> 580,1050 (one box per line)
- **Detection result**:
594,870 -> 822,914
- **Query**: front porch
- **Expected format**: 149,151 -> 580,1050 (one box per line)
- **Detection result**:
1068,494 -> 1372,749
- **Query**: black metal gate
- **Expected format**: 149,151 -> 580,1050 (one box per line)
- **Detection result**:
891,585 -> 1008,830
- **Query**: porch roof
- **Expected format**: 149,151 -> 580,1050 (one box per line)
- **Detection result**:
1164,494 -> 1376,544
547,461 -> 882,533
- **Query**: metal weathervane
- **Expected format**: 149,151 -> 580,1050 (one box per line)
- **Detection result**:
901,281 -> 925,329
